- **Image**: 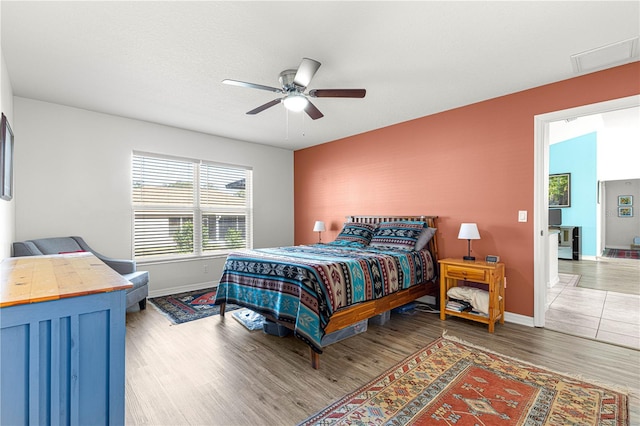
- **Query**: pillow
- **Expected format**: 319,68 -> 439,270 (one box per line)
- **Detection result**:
369,221 -> 425,250
414,227 -> 437,251
333,222 -> 377,246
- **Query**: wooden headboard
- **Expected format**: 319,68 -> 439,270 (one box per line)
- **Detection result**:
346,215 -> 439,260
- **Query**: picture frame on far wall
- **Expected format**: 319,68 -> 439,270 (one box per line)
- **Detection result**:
618,207 -> 633,217
549,173 -> 570,208
1,113 -> 14,201
618,195 -> 633,206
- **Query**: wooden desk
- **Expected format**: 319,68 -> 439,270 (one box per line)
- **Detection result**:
438,258 -> 505,333
1,253 -> 132,425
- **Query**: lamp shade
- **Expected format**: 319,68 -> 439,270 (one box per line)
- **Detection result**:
458,223 -> 480,240
313,221 -> 326,232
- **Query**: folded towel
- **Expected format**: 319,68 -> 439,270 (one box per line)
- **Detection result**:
447,286 -> 502,315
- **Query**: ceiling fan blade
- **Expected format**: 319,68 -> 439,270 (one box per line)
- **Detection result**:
304,100 -> 324,120
308,89 -> 366,98
293,58 -> 321,88
222,79 -> 283,94
247,99 -> 282,115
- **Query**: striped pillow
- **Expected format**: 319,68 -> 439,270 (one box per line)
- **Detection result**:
333,222 -> 377,247
369,221 -> 426,250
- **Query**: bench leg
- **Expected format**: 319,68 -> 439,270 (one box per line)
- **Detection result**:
220,302 -> 226,317
139,298 -> 147,310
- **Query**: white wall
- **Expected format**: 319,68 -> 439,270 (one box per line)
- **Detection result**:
604,179 -> 640,249
550,106 -> 640,182
598,125 -> 640,182
0,51 -> 15,260
595,112 -> 639,251
14,97 -> 294,295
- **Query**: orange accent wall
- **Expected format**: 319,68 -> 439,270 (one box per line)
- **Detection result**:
294,62 -> 640,317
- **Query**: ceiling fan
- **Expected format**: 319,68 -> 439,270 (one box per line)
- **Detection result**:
222,57 -> 366,120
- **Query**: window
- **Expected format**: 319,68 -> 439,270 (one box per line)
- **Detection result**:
132,152 -> 252,260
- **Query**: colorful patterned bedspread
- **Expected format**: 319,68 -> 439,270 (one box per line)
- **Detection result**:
214,244 -> 435,353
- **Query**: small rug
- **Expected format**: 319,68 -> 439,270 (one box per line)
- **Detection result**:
603,248 -> 640,260
149,287 -> 241,324
232,308 -> 265,331
299,335 -> 629,425
558,272 -> 581,287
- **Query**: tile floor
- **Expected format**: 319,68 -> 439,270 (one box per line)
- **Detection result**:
546,272 -> 640,350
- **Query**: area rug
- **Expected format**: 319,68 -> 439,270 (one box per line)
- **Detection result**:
603,248 -> 640,260
299,334 -> 629,425
149,287 -> 241,324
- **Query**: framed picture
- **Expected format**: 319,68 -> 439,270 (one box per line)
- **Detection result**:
618,195 -> 633,206
618,207 -> 633,217
0,113 -> 14,201
549,173 -> 570,208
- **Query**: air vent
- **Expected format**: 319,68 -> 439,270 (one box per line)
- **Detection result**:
571,37 -> 639,74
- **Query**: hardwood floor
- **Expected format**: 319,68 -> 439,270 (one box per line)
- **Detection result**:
558,257 -> 639,295
125,305 -> 639,425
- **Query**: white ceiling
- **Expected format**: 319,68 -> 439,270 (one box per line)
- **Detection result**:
2,1 -> 639,150
549,106 -> 640,144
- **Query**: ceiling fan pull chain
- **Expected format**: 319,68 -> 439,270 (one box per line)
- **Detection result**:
285,108 -> 289,140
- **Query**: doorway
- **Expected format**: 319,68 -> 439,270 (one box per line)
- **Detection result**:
533,94 -> 640,328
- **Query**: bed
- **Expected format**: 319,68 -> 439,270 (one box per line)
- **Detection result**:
215,215 -> 439,368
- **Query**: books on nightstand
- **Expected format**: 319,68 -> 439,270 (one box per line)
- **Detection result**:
446,298 -> 472,312
446,300 -> 489,317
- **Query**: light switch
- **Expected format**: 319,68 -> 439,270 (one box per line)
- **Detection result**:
518,210 -> 527,222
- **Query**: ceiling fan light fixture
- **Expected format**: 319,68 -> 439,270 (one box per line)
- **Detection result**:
283,94 -> 308,112
224,57 -> 365,119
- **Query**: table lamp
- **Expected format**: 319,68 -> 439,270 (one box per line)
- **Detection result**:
458,223 -> 480,261
313,221 -> 326,243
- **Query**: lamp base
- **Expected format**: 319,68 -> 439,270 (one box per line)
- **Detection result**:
463,256 -> 476,261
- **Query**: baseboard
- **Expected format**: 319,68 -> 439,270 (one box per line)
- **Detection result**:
148,280 -> 219,298
504,311 -> 534,327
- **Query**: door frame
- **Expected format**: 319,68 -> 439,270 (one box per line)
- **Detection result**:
533,94 -> 640,327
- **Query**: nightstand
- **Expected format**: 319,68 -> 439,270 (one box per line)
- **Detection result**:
438,258 -> 505,332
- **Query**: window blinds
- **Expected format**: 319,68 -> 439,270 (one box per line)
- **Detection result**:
132,153 -> 252,259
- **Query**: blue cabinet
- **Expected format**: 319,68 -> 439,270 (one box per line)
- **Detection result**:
1,254 -> 130,425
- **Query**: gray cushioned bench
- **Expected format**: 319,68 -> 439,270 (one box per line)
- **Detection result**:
13,236 -> 149,310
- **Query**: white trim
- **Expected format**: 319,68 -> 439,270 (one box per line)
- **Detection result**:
580,255 -> 598,261
533,112 -> 549,327
148,280 -> 220,298
138,253 -> 228,267
533,95 -> 640,328
505,311 -> 535,327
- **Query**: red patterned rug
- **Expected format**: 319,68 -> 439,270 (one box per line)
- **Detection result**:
299,335 -> 629,425
603,248 -> 640,260
149,287 -> 241,324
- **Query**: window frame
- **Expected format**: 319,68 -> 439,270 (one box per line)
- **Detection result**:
132,151 -> 253,262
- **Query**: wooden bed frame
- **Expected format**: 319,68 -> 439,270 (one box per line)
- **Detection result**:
219,215 -> 439,369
